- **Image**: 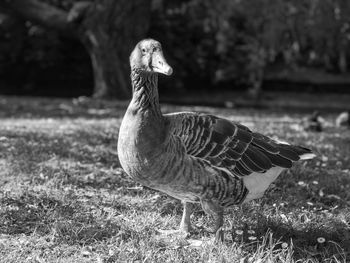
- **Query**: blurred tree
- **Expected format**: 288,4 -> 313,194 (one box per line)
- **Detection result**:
151,0 -> 278,98
0,0 -> 151,99
152,0 -> 350,96
2,0 -> 350,98
0,12 -> 25,72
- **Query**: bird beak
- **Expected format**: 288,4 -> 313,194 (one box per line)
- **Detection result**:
151,51 -> 173,76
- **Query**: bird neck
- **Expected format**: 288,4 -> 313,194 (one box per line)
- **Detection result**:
130,68 -> 162,117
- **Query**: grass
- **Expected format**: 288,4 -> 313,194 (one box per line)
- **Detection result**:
0,96 -> 349,263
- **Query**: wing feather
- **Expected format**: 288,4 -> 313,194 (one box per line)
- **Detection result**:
244,147 -> 272,170
263,151 -> 293,168
235,162 -> 252,176
252,136 -> 279,154
278,147 -> 300,161
241,154 -> 266,172
165,112 -> 314,179
226,148 -> 241,161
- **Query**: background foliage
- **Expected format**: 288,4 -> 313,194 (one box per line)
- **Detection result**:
1,0 -> 350,96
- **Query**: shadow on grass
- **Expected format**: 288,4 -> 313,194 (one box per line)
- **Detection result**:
0,192 -> 129,245
0,129 -> 123,190
0,130 -> 119,167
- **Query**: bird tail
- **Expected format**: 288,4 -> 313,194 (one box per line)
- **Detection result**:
300,152 -> 317,160
292,145 -> 316,160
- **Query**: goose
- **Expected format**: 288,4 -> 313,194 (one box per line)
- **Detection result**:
117,39 -> 316,241
302,111 -> 323,132
336,111 -> 350,127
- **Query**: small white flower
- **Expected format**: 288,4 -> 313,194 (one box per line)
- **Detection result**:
247,229 -> 255,235
235,229 -> 244,235
317,237 -> 326,244
280,214 -> 288,223
321,156 -> 328,162
312,181 -> 319,185
319,189 -> 325,197
248,236 -> 257,241
281,242 -> 288,249
307,202 -> 314,206
298,181 -> 307,187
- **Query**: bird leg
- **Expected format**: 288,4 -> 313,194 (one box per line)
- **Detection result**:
157,201 -> 193,237
179,202 -> 193,233
201,200 -> 224,242
214,211 -> 224,242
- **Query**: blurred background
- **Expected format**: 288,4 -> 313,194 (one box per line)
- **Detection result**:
1,0 -> 350,108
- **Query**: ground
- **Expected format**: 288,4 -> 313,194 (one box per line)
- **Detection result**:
0,96 -> 349,263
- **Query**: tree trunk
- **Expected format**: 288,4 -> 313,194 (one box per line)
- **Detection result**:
78,0 -> 151,99
338,39 -> 347,74
0,0 -> 151,99
81,29 -> 131,99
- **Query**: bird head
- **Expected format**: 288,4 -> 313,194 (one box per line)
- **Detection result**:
130,39 -> 173,76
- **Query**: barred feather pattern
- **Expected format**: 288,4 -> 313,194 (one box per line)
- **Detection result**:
163,112 -> 314,206
165,112 -> 313,174
150,135 -> 249,205
119,70 -> 314,209
131,68 -> 161,117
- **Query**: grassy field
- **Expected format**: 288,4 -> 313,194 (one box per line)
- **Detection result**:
0,96 -> 349,263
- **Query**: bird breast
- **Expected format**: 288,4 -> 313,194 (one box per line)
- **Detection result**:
117,109 -> 168,183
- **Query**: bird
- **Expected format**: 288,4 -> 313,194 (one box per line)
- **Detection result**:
335,111 -> 350,128
302,111 -> 323,132
117,39 -> 316,242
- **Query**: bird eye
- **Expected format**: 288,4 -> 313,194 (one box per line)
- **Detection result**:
142,48 -> 146,53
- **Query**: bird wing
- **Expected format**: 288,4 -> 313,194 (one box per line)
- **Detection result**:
164,112 -> 313,177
